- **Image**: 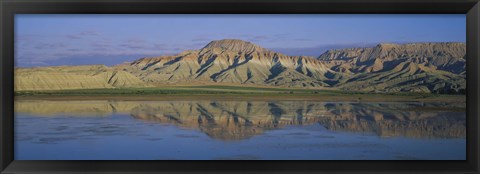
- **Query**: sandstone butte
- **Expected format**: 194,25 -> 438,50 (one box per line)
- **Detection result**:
15,39 -> 466,93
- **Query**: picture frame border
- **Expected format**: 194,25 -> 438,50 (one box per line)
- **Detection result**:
1,0 -> 479,173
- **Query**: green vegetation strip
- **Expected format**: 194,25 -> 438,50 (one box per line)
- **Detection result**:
16,86 -> 335,95
14,85 -> 460,100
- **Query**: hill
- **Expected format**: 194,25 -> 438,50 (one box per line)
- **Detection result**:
15,39 -> 466,93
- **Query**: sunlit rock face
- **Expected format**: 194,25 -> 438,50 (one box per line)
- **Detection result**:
15,100 -> 466,140
121,39 -> 331,88
15,40 -> 466,93
317,42 -> 466,93
14,65 -> 152,91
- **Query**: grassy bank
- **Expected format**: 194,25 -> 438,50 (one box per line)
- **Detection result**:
14,85 -> 466,102
15,85 -> 343,96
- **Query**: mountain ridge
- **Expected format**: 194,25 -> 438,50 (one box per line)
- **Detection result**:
14,39 -> 466,93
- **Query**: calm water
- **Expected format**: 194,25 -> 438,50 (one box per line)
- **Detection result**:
14,100 -> 466,160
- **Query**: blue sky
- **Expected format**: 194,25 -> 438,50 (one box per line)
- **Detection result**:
15,14 -> 465,67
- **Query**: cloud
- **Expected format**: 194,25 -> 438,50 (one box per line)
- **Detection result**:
153,43 -> 169,50
34,43 -> 67,49
15,52 -> 63,67
66,35 -> 82,39
125,39 -> 145,43
16,34 -> 182,67
119,39 -> 149,49
79,31 -> 100,36
225,33 -> 292,43
249,36 -> 270,42
16,34 -> 44,42
67,48 -> 81,52
118,39 -> 203,54
119,44 -> 146,49
192,38 -> 210,42
293,38 -> 313,41
172,42 -> 207,51
18,33 -> 325,67
91,42 -> 111,48
15,59 -> 49,67
66,30 -> 101,39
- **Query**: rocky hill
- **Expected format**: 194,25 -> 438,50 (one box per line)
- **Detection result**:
118,39 -> 332,88
14,39 -> 466,93
15,65 -> 151,91
317,42 -> 466,93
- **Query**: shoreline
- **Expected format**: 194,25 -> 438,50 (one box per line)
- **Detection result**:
14,94 -> 466,103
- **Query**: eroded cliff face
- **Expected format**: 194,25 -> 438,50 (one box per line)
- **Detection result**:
119,39 -> 332,88
317,42 -> 466,93
14,40 -> 466,93
15,100 -> 466,140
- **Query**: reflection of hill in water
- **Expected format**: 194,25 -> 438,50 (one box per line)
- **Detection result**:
15,100 -> 140,116
317,103 -> 466,138
15,100 -> 466,140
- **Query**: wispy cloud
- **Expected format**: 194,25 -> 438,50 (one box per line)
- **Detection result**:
119,39 -> 149,49
153,43 -> 169,50
66,30 -> 101,39
79,31 -> 100,36
34,43 -> 67,49
67,48 -> 81,52
293,38 -> 313,41
16,34 -> 44,42
191,38 -> 210,42
126,39 -> 145,43
224,33 -> 294,43
119,44 -> 146,49
172,42 -> 207,51
91,42 -> 111,48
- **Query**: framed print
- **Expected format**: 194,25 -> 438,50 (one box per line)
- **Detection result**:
1,0 -> 479,173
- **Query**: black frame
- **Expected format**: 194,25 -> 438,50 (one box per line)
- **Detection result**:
1,0 -> 479,173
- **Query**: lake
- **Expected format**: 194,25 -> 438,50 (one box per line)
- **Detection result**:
14,99 -> 466,160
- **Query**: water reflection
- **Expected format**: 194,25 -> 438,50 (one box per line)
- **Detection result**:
15,100 -> 466,140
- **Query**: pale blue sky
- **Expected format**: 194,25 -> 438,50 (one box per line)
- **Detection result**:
15,14 -> 466,67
